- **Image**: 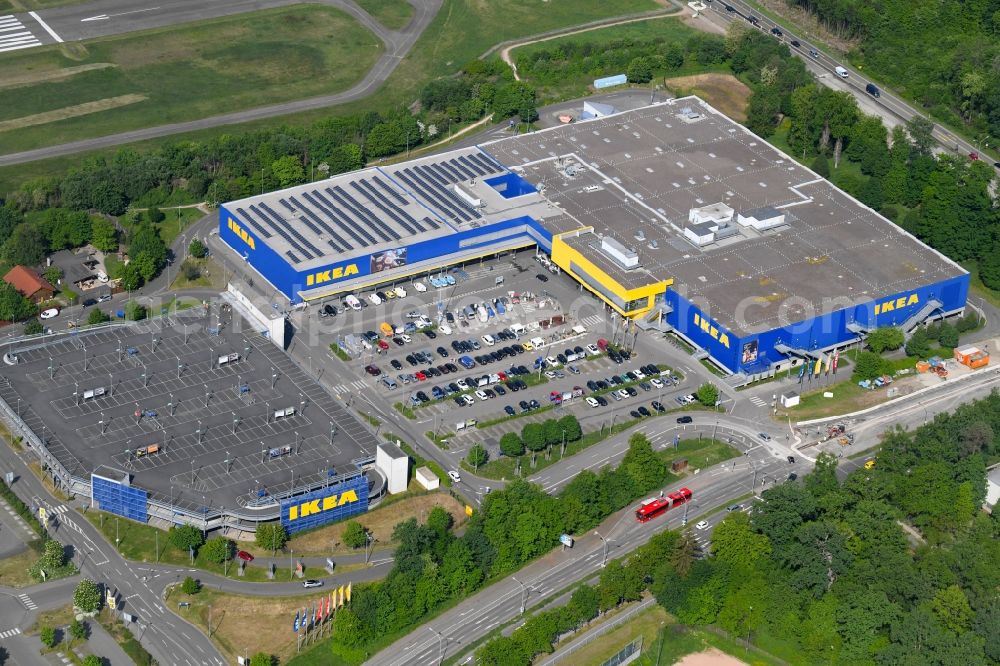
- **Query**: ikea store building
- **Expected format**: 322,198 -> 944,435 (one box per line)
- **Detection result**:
221,97 -> 968,378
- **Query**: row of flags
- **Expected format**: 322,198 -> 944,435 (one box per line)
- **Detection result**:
294,583 -> 351,633
797,349 -> 839,383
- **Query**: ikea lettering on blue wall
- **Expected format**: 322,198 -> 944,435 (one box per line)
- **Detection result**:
280,474 -> 369,534
874,291 -> 919,315
227,218 -> 256,250
305,264 -> 359,287
692,312 -> 731,348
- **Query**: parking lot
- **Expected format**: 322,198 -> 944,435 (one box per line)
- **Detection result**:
285,250 -> 700,459
0,306 -> 381,512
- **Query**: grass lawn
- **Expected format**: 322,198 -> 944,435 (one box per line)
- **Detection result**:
79,509 -> 353,583
567,603 -> 671,665
0,545 -> 40,588
153,207 -> 208,247
166,586 -> 336,665
963,260 -> 1000,311
169,256 -> 228,291
355,0 -> 415,30
286,492 -> 465,557
509,17 -> 711,102
0,0 -> 660,190
0,6 -> 382,153
664,437 -> 741,471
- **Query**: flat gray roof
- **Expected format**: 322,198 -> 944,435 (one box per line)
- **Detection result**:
483,97 -> 966,334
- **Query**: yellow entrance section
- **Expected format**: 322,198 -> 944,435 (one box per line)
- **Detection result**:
550,232 -> 671,318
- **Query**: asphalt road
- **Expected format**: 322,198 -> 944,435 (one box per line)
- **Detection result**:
0,0 -> 442,167
706,0 -> 992,164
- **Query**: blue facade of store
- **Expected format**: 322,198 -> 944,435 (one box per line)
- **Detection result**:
666,273 -> 970,374
279,474 -> 369,535
91,473 -> 148,523
219,206 -> 552,302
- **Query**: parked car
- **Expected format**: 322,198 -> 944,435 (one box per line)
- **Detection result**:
40,308 -> 59,320
303,580 -> 324,588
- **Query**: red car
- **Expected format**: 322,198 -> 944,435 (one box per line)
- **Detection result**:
497,371 -> 508,381
415,371 -> 427,381
377,339 -> 389,351
970,151 -> 980,161
237,550 -> 254,563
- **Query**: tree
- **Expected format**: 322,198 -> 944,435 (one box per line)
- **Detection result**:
181,260 -> 200,281
626,56 -> 653,83
980,243 -> 1000,291
168,524 -> 204,553
81,657 -> 102,666
249,654 -> 274,666
620,434 -> 666,493
90,217 -> 118,252
44,266 -> 62,286
124,300 -> 146,321
41,539 -> 65,570
468,444 -> 489,469
87,308 -> 110,325
118,263 -> 142,291
255,523 -> 287,553
906,116 -> 935,156
695,382 -> 719,407
558,414 -> 582,442
710,512 -> 772,573
23,319 -> 43,335
499,432 -> 524,457
905,328 -> 932,358
272,155 -> 305,188
853,350 -> 888,380
146,206 -> 165,224
181,576 -> 201,595
3,223 -> 47,267
200,537 -> 234,564
69,619 -> 88,641
865,327 -> 904,354
39,625 -> 57,648
427,506 -> 454,535
73,579 -> 101,612
189,238 -> 207,258
342,520 -> 367,549
521,422 -> 546,460
937,323 -> 959,348
930,584 -> 973,634
0,282 -> 37,322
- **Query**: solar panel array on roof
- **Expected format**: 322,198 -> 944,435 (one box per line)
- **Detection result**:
393,159 -> 492,226
258,202 -> 323,261
234,207 -> 273,239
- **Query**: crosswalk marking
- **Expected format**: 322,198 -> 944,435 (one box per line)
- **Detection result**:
0,15 -> 41,53
0,627 -> 21,639
748,395 -> 767,407
17,594 -> 36,610
581,314 -> 603,327
52,504 -> 69,514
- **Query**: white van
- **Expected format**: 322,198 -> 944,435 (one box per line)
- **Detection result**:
530,336 -> 546,349
510,323 -> 526,338
835,66 -> 848,78
344,295 -> 362,311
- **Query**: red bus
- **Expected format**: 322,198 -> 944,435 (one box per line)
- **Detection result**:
635,487 -> 692,522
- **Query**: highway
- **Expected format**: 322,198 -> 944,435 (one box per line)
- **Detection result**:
705,0 -> 992,164
0,0 -> 442,167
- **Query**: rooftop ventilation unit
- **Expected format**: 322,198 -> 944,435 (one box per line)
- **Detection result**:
634,229 -> 646,241
738,207 -> 786,230
600,236 -> 640,269
689,202 -> 734,226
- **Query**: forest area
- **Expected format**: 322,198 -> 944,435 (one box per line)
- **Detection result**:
478,392 -> 1000,665
787,0 -> 1000,141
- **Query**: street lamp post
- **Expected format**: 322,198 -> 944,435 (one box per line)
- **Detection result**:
594,530 -> 609,567
512,576 -> 527,614
428,628 -> 444,664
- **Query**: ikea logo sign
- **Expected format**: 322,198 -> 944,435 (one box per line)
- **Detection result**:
227,218 -> 256,250
287,489 -> 360,521
305,264 -> 359,286
693,313 -> 730,348
874,292 -> 919,316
